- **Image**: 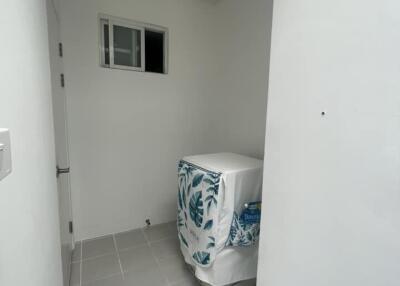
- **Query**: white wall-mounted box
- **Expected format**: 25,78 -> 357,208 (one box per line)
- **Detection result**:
0,129 -> 12,181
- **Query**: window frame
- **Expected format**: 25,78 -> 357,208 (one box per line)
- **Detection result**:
99,14 -> 169,74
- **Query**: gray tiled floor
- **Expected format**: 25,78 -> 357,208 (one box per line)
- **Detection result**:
70,221 -> 256,286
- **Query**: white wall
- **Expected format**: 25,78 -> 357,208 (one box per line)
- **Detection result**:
60,0 -> 272,240
0,1 -> 63,286
208,0 -> 273,159
258,1 -> 400,285
60,0 -> 219,240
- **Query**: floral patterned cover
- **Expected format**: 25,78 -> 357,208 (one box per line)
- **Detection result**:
177,160 -> 261,268
225,211 -> 261,247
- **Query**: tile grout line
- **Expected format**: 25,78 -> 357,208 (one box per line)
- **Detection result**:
140,227 -> 171,286
78,250 -> 118,262
153,224 -> 183,285
112,234 -> 125,279
118,234 -> 175,254
80,273 -> 122,286
74,223 -> 177,286
115,242 -> 148,253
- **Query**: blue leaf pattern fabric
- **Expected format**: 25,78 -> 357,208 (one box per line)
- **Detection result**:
189,191 -> 204,227
177,160 -> 260,267
225,212 -> 261,247
206,236 -> 215,249
177,160 -> 221,267
180,233 -> 189,247
203,219 -> 213,230
178,188 -> 183,210
192,174 -> 204,188
192,251 -> 210,265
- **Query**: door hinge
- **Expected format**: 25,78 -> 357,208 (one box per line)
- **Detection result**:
56,165 -> 70,178
69,221 -> 74,234
59,42 -> 63,57
60,73 -> 65,87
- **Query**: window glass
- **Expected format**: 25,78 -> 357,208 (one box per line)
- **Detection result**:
145,30 -> 164,73
100,16 -> 167,73
103,24 -> 110,65
113,25 -> 141,67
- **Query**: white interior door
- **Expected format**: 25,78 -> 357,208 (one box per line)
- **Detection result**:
47,1 -> 74,285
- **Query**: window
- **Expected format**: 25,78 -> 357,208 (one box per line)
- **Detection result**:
145,30 -> 165,73
100,15 -> 168,74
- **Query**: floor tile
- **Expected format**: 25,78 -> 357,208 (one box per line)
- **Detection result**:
115,229 -> 147,250
81,253 -> 121,283
71,225 -> 256,286
171,275 -> 200,286
150,237 -> 180,260
122,265 -> 167,286
119,245 -> 158,272
70,262 -> 81,286
72,241 -> 82,262
143,222 -> 176,242
82,273 -> 124,286
82,236 -> 116,259
72,223 -> 259,286
158,255 -> 193,284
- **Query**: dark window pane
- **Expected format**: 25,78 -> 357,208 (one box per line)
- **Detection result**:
145,30 -> 164,73
104,24 -> 110,65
